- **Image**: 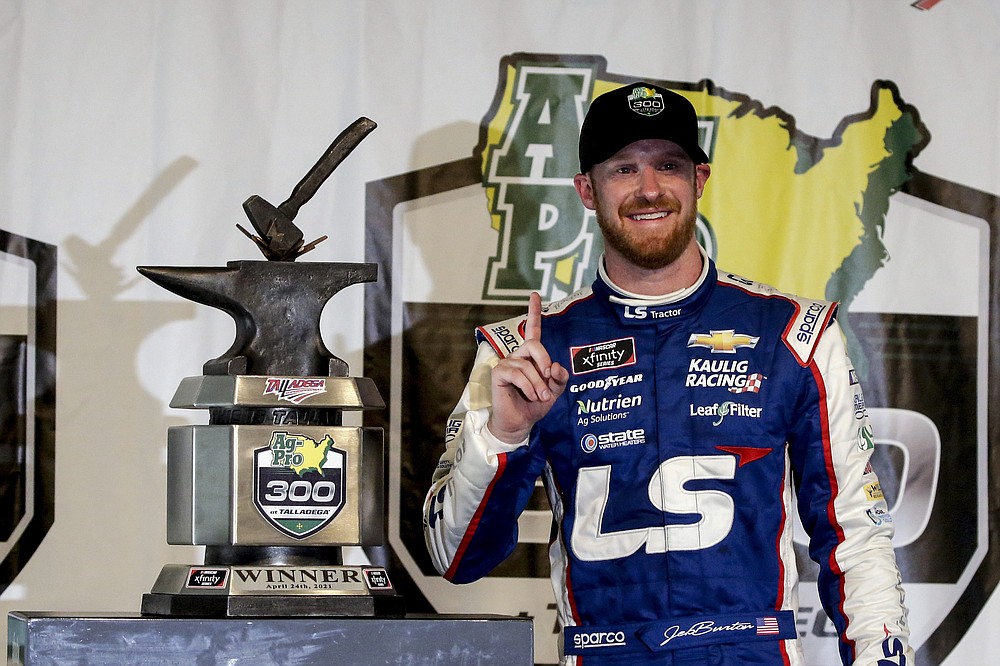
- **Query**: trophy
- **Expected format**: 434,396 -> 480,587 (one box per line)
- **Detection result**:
7,116 -> 532,666
138,118 -> 402,617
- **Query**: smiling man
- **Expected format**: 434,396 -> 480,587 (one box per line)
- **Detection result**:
424,82 -> 913,666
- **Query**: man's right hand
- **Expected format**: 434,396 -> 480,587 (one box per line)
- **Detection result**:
487,292 -> 569,444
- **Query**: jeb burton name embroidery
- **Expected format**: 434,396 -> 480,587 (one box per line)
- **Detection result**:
659,620 -> 754,646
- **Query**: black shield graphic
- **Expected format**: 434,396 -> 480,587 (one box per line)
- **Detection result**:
252,438 -> 346,540
0,228 -> 56,593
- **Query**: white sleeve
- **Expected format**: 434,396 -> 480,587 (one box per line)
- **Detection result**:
422,341 -> 529,578
810,322 -> 914,665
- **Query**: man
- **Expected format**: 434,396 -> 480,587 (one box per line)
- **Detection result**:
423,82 -> 913,665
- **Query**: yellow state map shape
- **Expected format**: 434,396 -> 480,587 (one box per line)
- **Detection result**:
290,434 -> 333,476
684,86 -> 906,300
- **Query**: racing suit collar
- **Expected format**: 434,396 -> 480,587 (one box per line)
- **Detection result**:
594,246 -> 716,325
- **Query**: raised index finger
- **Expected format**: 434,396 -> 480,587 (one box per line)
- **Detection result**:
524,291 -> 542,342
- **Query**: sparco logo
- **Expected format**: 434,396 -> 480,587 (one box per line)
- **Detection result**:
570,337 -> 637,375
573,630 -> 627,649
796,302 -> 826,344
489,324 -> 521,355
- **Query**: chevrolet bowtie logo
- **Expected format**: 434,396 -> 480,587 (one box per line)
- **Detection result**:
687,330 -> 760,353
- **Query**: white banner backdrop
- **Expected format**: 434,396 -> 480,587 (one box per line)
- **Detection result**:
1,1 -> 998,663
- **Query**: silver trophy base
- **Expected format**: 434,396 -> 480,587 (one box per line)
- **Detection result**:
141,563 -> 404,617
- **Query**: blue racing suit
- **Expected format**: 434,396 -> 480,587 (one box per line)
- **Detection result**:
424,254 -> 912,665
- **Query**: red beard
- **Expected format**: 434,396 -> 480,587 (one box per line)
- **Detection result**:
596,195 -> 698,270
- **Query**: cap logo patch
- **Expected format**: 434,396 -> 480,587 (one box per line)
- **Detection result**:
628,86 -> 665,117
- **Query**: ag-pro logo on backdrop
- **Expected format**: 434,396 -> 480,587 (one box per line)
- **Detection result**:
0,229 -> 57,595
363,54 -> 998,665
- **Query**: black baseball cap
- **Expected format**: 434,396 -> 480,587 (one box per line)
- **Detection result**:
578,82 -> 709,172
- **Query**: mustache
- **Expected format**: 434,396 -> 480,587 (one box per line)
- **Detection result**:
619,197 -> 681,217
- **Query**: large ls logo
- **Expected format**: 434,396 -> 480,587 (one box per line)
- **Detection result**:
571,456 -> 737,560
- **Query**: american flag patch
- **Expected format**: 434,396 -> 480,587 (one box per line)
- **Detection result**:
729,373 -> 765,394
756,616 -> 780,635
